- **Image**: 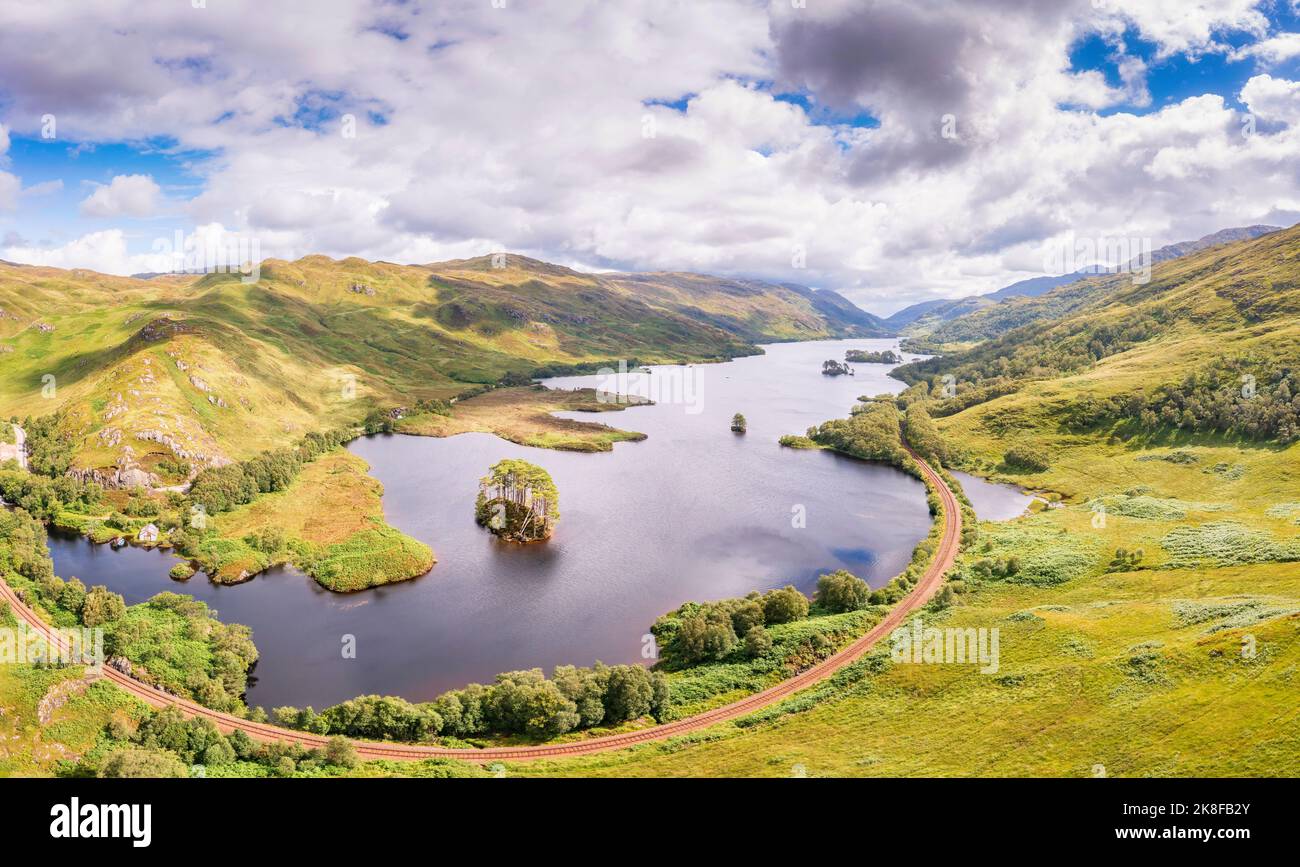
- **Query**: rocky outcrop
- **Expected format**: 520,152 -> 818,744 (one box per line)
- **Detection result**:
350,282 -> 376,296
134,429 -> 230,469
136,316 -> 196,342
66,445 -> 159,489
66,464 -> 160,490
38,672 -> 102,725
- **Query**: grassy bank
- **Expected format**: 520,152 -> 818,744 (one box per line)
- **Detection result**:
396,385 -> 648,452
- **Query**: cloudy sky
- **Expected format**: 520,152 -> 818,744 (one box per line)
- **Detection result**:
0,0 -> 1297,314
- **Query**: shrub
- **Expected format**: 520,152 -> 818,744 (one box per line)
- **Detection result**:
98,747 -> 189,778
1003,446 -> 1050,473
671,613 -> 737,665
81,586 -> 126,626
815,570 -> 870,613
762,585 -> 810,624
743,625 -> 773,658
324,736 -> 360,769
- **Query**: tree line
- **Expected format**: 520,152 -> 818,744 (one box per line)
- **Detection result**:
274,662 -> 669,742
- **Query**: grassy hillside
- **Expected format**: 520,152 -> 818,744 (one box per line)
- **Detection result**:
0,254 -> 876,482
604,271 -> 891,341
910,225 -> 1296,350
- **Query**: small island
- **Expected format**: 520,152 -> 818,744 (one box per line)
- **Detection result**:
845,349 -> 902,364
822,359 -> 854,376
731,413 -> 747,433
475,458 -> 560,542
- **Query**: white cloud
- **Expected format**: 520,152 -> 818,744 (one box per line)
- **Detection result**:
0,0 -> 1295,310
1230,31 -> 1300,62
1241,73 -> 1300,123
1,229 -> 174,274
79,173 -> 161,218
1105,0 -> 1270,57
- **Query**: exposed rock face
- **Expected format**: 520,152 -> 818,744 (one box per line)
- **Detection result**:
66,464 -> 160,489
136,317 -> 196,342
66,445 -> 160,489
35,322 -> 54,333
350,282 -> 376,296
134,429 -> 230,469
188,374 -> 212,393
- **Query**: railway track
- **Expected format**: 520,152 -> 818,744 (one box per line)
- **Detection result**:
1,447 -> 960,764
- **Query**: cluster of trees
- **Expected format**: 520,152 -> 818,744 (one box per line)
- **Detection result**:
18,413 -> 79,477
475,459 -> 559,542
845,349 -> 901,364
0,470 -> 102,521
1107,547 -> 1145,572
902,404 -> 948,464
9,538 -> 257,711
1062,359 -> 1300,443
106,593 -> 258,711
822,359 -> 854,376
897,377 -> 1022,418
275,663 -> 669,742
731,412 -> 747,433
1003,445 -> 1050,473
25,571 -> 127,627
0,509 -> 53,585
814,570 -> 871,612
188,427 -> 353,513
91,707 -> 360,777
651,585 -> 814,668
806,400 -> 906,465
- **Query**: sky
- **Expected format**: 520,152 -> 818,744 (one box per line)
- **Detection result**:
0,0 -> 1297,316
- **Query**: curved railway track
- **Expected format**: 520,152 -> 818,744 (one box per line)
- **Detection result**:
1,447 -> 960,763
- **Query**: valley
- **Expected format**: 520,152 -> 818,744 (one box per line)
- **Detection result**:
1,225 -> 1297,779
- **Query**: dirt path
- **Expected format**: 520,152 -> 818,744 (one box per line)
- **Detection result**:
0,448 -> 960,764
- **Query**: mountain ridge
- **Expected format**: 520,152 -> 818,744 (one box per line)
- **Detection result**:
885,224 -> 1282,332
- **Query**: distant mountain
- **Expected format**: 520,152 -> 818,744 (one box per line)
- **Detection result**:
892,224 -> 1283,340
604,271 -> 892,339
1146,224 -> 1281,264
985,266 -> 1108,301
885,296 -> 995,330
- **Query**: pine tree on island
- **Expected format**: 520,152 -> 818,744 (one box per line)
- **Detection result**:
475,459 -> 560,542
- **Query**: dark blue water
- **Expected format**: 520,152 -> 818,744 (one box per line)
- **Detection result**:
949,470 -> 1035,521
46,339 -> 933,709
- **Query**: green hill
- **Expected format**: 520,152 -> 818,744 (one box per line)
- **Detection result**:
0,254 -> 878,481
